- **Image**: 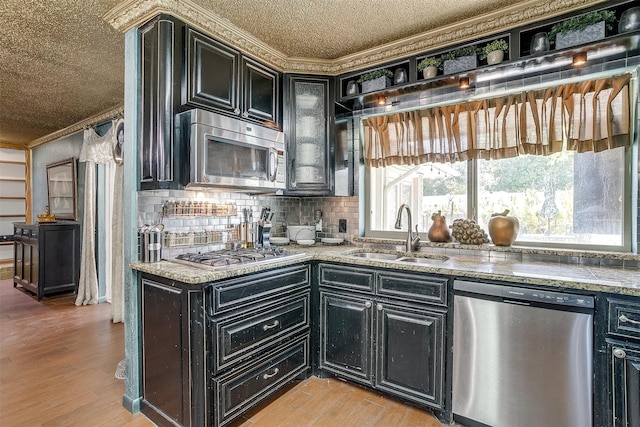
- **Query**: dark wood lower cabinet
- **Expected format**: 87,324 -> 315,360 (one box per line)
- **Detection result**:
609,341 -> 640,427
142,279 -> 186,425
376,302 -> 444,408
141,264 -> 311,427
319,292 -> 373,383
213,336 -> 309,426
318,263 -> 448,418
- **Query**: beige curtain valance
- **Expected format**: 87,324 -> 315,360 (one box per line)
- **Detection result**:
363,74 -> 631,167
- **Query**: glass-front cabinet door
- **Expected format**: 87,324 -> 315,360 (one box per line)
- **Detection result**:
285,75 -> 333,194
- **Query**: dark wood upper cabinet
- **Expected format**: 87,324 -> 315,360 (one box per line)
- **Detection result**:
242,56 -> 279,124
185,28 -> 280,128
140,15 -> 187,190
186,28 -> 239,112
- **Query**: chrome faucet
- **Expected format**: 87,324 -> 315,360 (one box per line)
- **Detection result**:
395,204 -> 420,252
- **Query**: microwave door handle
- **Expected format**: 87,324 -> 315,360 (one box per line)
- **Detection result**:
268,148 -> 278,182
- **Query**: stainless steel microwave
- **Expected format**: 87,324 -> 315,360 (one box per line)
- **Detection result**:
176,109 -> 286,192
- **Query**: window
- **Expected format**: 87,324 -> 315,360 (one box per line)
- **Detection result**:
364,73 -> 634,251
367,147 -> 630,250
477,148 -> 628,248
368,163 -> 467,234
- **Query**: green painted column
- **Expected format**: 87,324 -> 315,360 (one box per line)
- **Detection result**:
122,26 -> 142,413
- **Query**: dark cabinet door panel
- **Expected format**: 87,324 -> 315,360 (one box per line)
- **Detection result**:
207,265 -> 309,315
186,28 -> 239,112
142,279 -> 185,425
242,56 -> 279,124
608,298 -> 640,341
320,292 -> 373,383
610,342 -> 640,427
212,293 -> 309,373
318,263 -> 375,293
377,271 -> 448,306
376,303 -> 445,408
213,336 -> 309,426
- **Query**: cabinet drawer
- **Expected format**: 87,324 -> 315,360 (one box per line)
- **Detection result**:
213,336 -> 309,426
608,298 -> 640,340
377,271 -> 448,306
211,293 -> 309,373
207,264 -> 309,315
319,263 -> 375,292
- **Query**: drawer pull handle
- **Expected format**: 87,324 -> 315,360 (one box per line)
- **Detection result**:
263,368 -> 279,379
263,320 -> 280,331
619,314 -> 640,325
613,348 -> 626,359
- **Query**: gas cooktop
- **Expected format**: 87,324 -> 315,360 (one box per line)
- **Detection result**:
169,247 -> 305,271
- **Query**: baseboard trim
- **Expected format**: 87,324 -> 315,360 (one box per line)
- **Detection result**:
122,394 -> 142,413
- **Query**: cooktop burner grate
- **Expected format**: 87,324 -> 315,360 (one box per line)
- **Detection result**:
172,247 -> 304,270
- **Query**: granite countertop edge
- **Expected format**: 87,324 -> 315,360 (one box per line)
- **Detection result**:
131,245 -> 640,297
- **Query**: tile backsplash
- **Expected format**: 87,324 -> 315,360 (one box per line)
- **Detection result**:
138,189 -> 359,258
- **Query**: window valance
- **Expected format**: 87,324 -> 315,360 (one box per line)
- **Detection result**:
363,74 -> 631,167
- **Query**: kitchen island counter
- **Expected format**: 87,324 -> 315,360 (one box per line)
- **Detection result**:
132,244 -> 640,296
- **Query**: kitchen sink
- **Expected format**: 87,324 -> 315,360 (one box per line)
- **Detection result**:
348,252 -> 401,260
344,250 -> 449,263
395,256 -> 448,264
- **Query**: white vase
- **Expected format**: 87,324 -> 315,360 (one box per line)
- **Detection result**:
422,66 -> 438,79
486,50 -> 504,65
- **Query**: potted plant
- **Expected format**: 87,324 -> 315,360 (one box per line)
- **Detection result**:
357,69 -> 393,93
548,9 -> 615,49
480,39 -> 509,65
442,46 -> 479,75
417,56 -> 442,79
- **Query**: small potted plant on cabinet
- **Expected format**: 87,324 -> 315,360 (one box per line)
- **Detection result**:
418,56 -> 442,79
480,39 -> 509,65
442,46 -> 479,75
548,9 -> 615,49
357,69 -> 394,93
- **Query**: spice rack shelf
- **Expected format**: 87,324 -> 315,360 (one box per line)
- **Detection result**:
162,201 -> 237,218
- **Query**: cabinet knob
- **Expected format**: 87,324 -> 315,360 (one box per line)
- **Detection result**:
613,348 -> 626,359
233,108 -> 241,115
364,301 -> 372,308
262,367 -> 280,379
242,111 -> 249,118
262,320 -> 280,331
377,303 -> 383,311
619,314 -> 640,325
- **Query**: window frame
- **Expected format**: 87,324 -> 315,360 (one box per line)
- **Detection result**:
362,68 -> 638,253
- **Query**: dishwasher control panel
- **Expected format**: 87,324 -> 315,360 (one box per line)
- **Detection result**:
454,280 -> 594,309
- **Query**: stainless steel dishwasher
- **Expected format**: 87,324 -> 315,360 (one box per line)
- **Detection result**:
452,280 -> 594,427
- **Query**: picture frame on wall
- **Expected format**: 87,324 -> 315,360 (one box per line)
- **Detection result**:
113,118 -> 124,165
46,157 -> 78,221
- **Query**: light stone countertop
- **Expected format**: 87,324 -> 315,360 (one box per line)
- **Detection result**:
131,243 -> 640,297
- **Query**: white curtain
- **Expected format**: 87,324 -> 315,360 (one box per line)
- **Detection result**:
111,161 -> 124,322
76,125 -> 114,306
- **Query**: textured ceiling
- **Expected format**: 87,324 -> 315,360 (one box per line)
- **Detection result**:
193,0 -> 527,60
0,0 -> 592,148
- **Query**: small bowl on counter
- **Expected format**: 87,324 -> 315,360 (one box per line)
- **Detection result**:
321,237 -> 344,245
270,237 -> 290,245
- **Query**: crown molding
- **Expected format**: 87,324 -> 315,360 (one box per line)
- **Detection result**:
105,0 -> 608,76
28,105 -> 124,149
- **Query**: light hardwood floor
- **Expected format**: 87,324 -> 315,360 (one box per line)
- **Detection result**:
0,279 -> 449,426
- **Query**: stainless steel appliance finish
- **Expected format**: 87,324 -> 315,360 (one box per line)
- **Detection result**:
177,109 -> 286,191
170,247 -> 304,271
452,280 -> 594,427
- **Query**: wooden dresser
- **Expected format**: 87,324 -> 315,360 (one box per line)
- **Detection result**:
13,222 -> 81,301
